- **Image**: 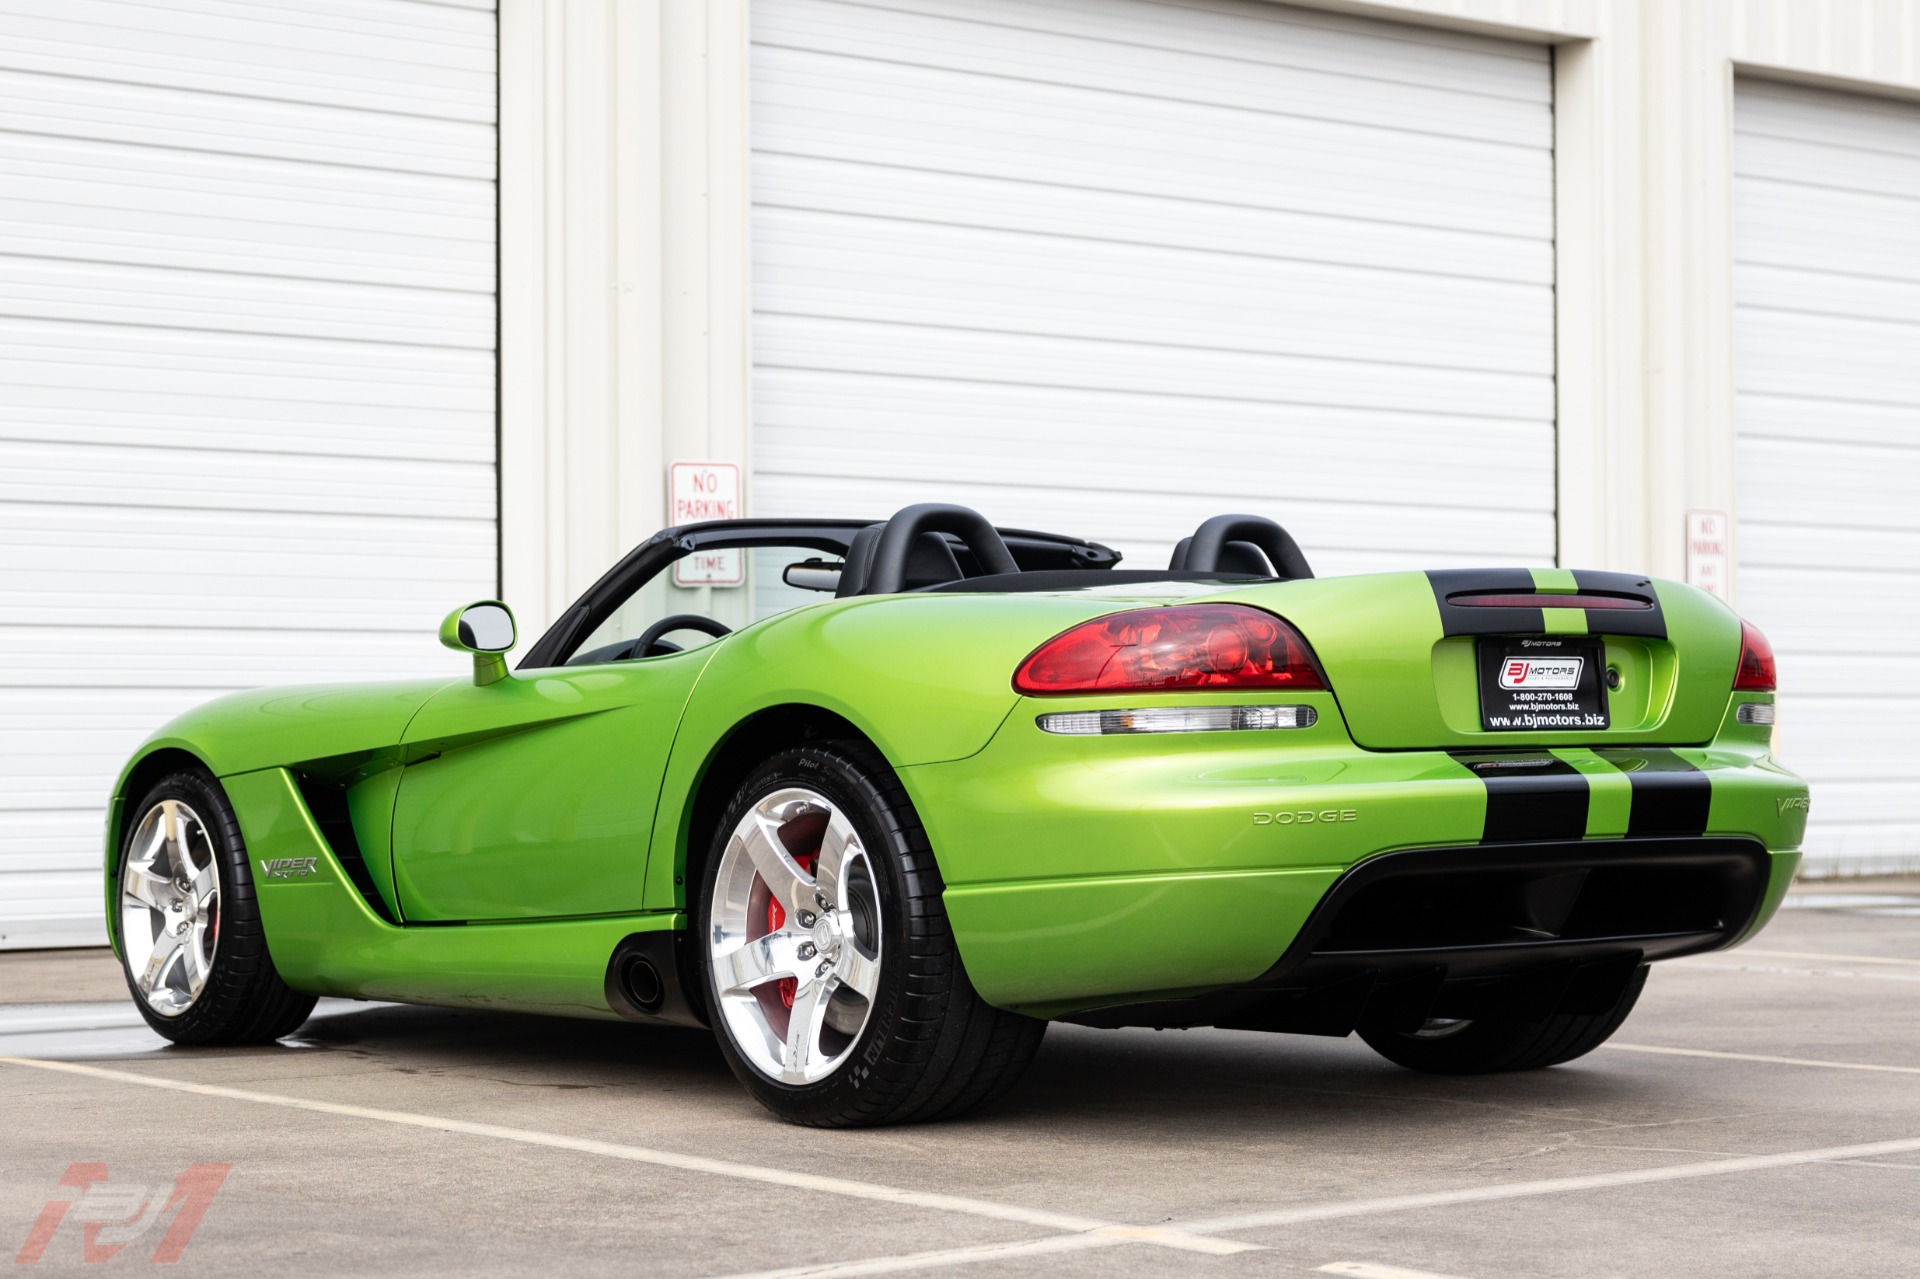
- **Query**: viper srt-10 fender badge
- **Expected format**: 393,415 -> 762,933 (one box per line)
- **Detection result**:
258,857 -> 318,879
1777,797 -> 1810,816
1254,809 -> 1357,826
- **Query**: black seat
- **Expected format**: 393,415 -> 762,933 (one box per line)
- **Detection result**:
1168,538 -> 1276,576
836,527 -> 966,597
1170,515 -> 1313,580
839,504 -> 1022,596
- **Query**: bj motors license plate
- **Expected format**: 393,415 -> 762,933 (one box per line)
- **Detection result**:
1477,637 -> 1609,731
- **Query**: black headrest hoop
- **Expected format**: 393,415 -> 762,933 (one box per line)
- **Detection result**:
862,504 -> 1019,596
1182,515 -> 1313,580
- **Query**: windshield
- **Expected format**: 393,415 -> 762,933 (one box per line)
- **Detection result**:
562,543 -> 844,666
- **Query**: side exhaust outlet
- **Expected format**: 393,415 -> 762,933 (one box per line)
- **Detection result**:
603,932 -> 706,1028
621,956 -> 665,1013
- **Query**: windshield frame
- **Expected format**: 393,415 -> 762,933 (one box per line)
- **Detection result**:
519,519 -> 1124,669
518,521 -> 869,670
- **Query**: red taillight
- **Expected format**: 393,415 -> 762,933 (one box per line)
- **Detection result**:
1014,605 -> 1325,694
1734,619 -> 1777,692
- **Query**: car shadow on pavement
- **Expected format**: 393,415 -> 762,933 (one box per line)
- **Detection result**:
280,1003 -> 732,1089
995,1021 -> 1682,1137
254,1003 -> 1668,1135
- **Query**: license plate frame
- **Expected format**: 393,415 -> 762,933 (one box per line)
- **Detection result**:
1477,637 -> 1610,732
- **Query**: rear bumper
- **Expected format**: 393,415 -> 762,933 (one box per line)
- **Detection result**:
1065,836 -> 1783,1036
904,698 -> 1807,1017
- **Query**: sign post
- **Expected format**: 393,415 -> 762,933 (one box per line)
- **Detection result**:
669,462 -> 744,587
1685,509 -> 1729,601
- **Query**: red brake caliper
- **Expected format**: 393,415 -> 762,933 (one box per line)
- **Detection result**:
765,852 -> 817,1010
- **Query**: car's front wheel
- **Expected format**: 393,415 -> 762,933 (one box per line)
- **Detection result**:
1358,965 -> 1649,1074
116,769 -> 317,1044
697,742 -> 1044,1126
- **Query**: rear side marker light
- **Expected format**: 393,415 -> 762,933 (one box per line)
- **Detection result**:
1735,703 -> 1776,726
1449,592 -> 1651,611
1036,705 -> 1318,736
1733,619 -> 1778,692
1014,604 -> 1325,694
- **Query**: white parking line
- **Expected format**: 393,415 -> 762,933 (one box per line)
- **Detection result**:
14,1054 -> 1920,1279
1170,1134 -> 1920,1234
1674,960 -> 1920,984
711,1233 -> 1127,1279
1604,1043 -> 1920,1076
1777,895 -> 1917,910
715,1129 -> 1920,1278
0,1004 -> 149,1035
1318,1263 -> 1475,1279
0,1055 -> 1252,1257
1736,948 -> 1920,968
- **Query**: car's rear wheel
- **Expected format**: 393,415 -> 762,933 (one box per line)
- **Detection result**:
117,769 -> 316,1044
697,742 -> 1044,1126
1358,965 -> 1649,1075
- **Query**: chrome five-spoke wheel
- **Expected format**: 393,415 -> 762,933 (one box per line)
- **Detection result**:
701,744 -> 1046,1125
119,798 -> 220,1017
708,786 -> 882,1084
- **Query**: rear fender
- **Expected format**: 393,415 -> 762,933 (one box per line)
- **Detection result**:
640,592 -> 1119,909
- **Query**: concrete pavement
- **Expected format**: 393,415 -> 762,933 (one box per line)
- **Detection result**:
3,882 -> 1917,1276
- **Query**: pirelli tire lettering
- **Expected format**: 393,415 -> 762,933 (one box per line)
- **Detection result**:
1253,809 -> 1358,826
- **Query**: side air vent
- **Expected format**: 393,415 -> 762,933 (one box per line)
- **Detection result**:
291,771 -> 398,924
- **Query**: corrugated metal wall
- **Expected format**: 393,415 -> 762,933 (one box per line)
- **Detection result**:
748,0 -> 1557,576
1734,78 -> 1920,876
0,0 -> 500,947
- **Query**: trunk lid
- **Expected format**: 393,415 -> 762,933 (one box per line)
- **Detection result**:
1207,569 -> 1742,749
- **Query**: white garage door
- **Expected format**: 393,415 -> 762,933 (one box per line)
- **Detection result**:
1734,80 -> 1920,877
750,0 -> 1556,573
0,0 -> 499,947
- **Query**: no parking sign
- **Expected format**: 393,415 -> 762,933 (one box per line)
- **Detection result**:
669,462 -> 744,586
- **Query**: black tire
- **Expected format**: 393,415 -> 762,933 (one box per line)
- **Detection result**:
1359,965 -> 1649,1075
115,769 -> 317,1045
696,741 -> 1045,1127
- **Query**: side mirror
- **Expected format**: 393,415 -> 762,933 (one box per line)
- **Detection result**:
439,601 -> 516,687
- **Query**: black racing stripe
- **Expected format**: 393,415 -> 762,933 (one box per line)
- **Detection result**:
1570,570 -> 1668,638
1427,568 -> 1544,637
1453,752 -> 1590,844
1425,569 -> 1667,639
1595,748 -> 1711,837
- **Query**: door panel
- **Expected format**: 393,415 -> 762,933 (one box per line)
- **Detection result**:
391,653 -> 712,921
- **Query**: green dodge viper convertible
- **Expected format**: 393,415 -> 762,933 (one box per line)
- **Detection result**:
105,504 -> 1806,1125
